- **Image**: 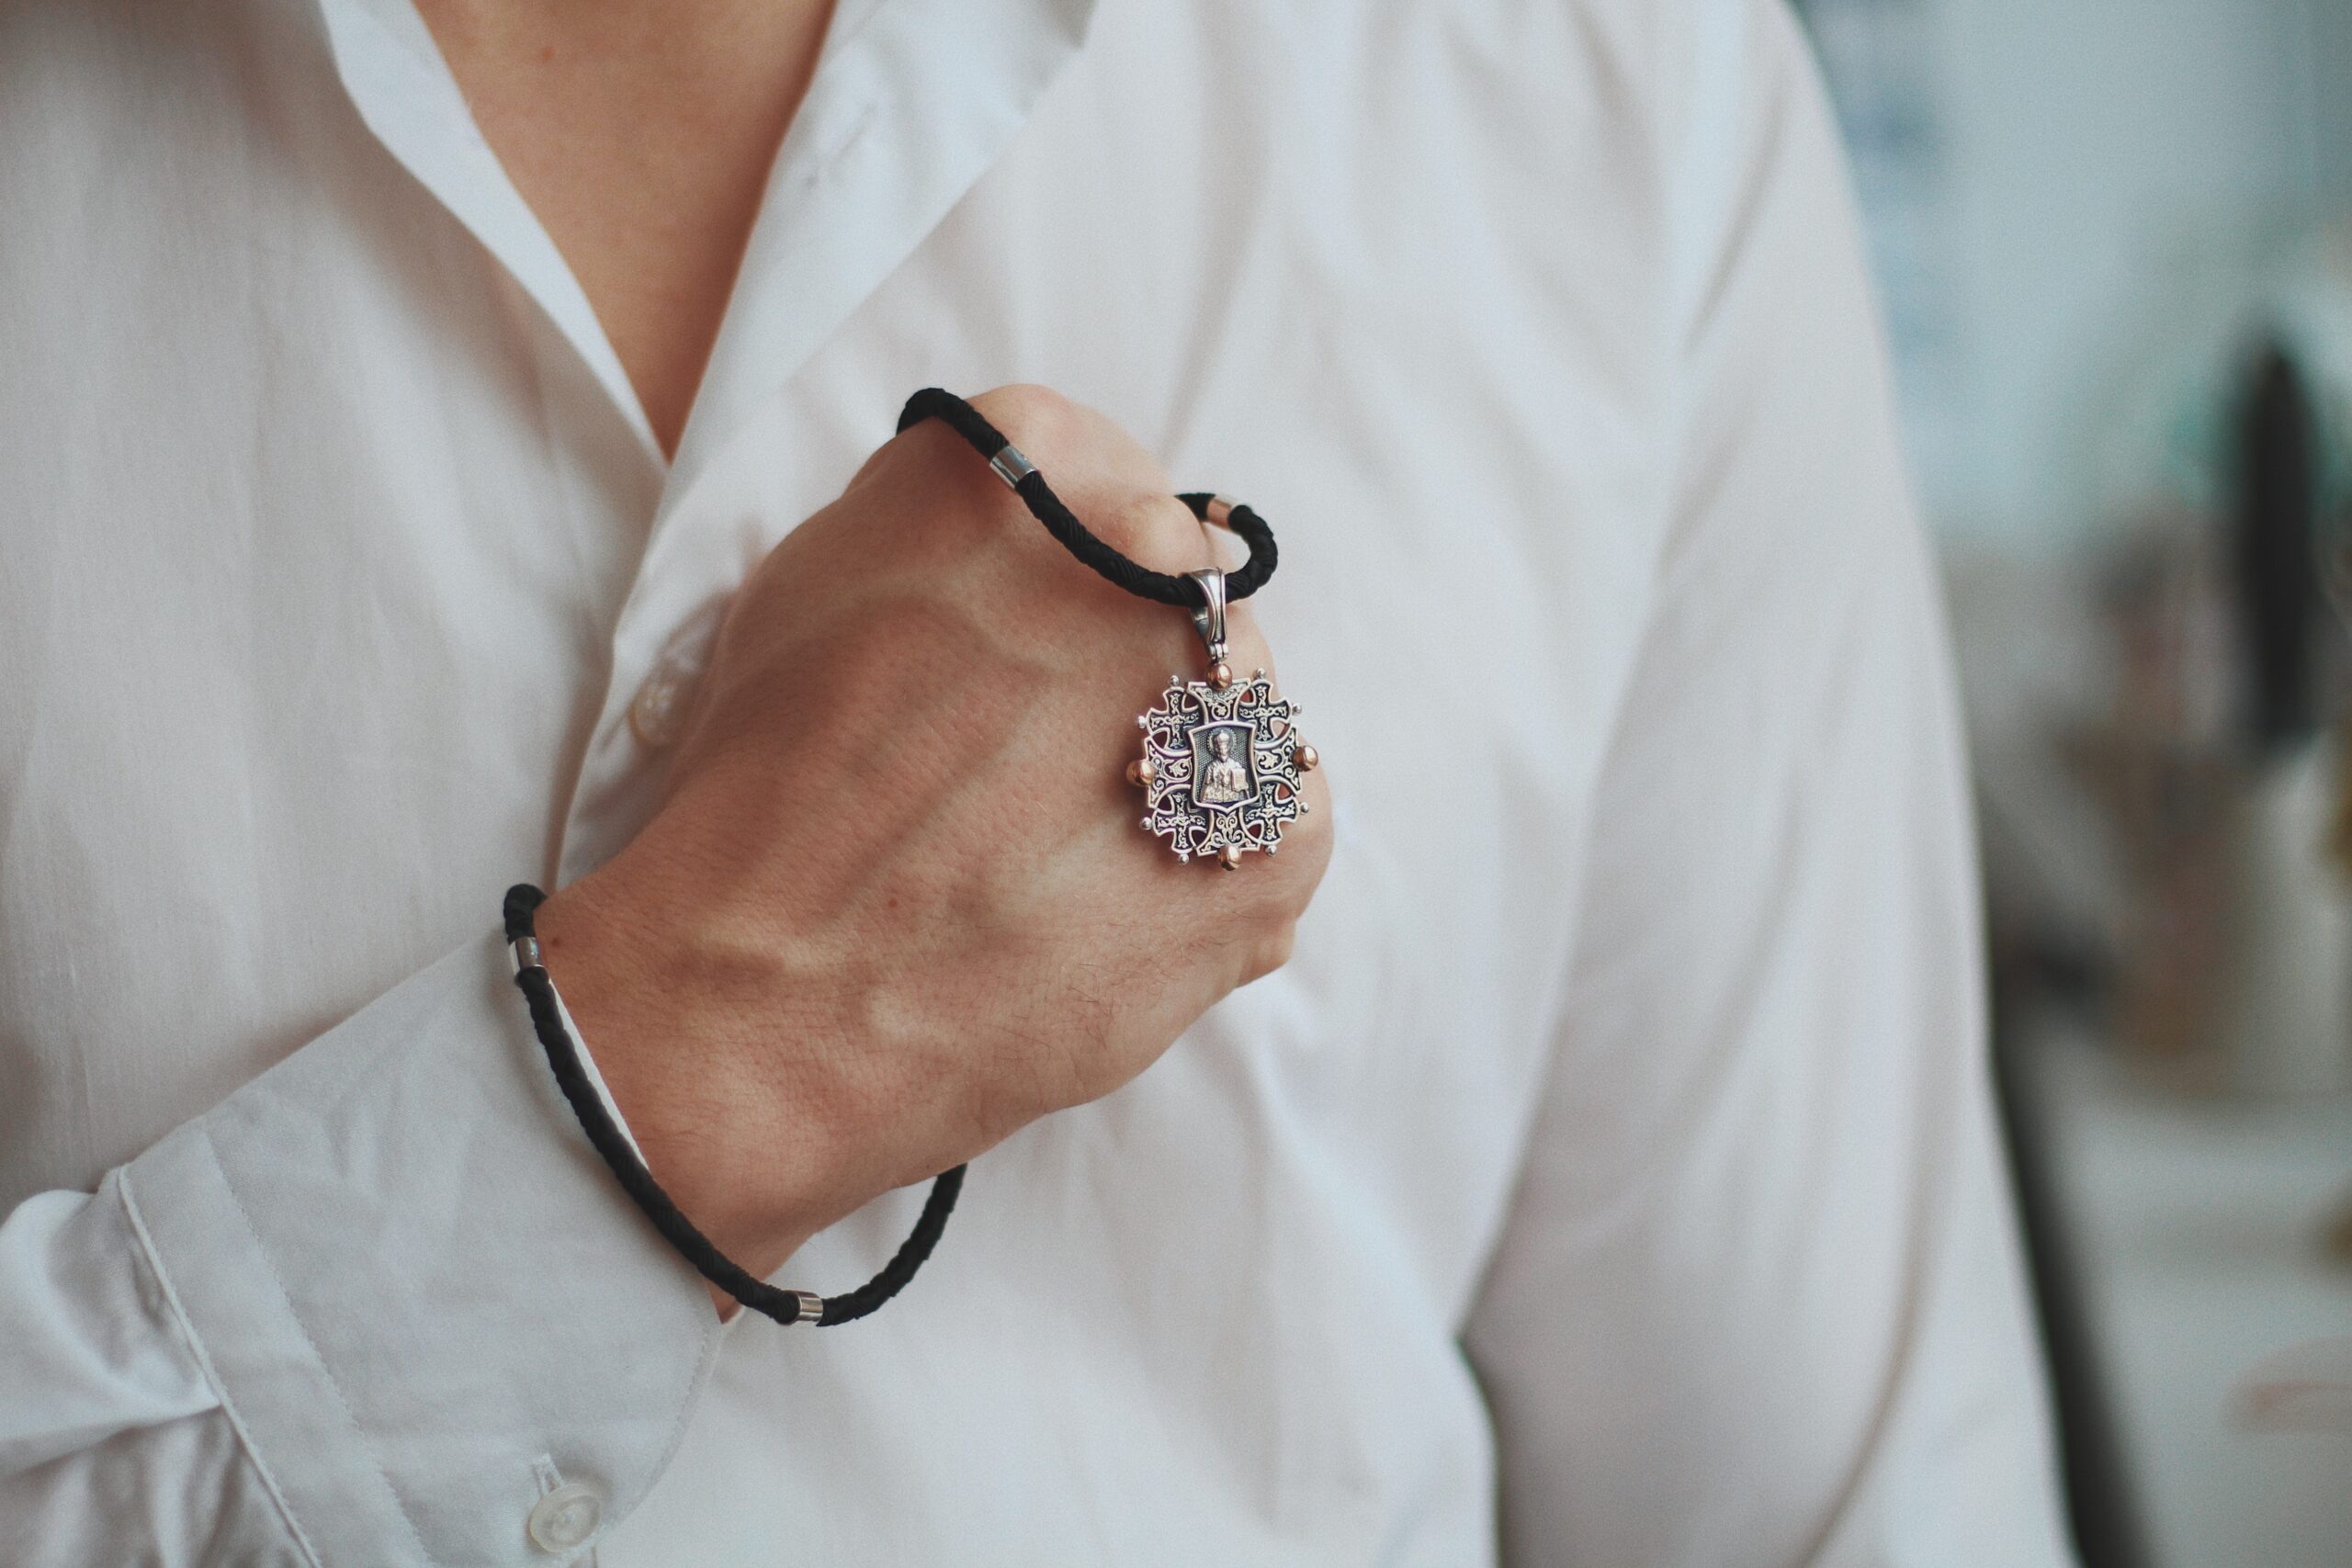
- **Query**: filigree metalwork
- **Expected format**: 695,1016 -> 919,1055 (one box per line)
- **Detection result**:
1133,668 -> 1307,863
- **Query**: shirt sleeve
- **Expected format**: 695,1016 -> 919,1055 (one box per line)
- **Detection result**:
0,930 -> 718,1567
1459,4 -> 2075,1563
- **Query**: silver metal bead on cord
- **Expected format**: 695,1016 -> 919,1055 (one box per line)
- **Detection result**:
988,443 -> 1037,487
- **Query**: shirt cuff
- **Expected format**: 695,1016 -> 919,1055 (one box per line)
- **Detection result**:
120,929 -> 718,1566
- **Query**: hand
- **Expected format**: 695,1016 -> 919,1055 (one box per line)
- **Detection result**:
536,387 -> 1333,1298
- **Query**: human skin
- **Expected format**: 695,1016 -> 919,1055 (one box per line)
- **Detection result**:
415,0 -> 838,457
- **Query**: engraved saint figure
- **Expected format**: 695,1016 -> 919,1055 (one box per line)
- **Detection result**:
1197,726 -> 1252,806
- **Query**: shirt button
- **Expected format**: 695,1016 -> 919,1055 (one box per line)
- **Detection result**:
628,667 -> 692,748
526,1480 -> 604,1552
626,601 -> 725,750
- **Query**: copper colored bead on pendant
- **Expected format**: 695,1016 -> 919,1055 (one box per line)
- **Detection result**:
1127,757 -> 1155,788
1209,661 -> 1233,690
1295,742 -> 1318,773
1218,844 -> 1244,871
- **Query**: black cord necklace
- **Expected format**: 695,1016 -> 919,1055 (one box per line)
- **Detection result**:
504,389 -> 1286,1326
894,387 -> 1277,609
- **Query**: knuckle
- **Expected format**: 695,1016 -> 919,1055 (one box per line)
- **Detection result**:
1093,491 -> 1199,565
973,383 -> 1173,499
969,383 -> 1075,444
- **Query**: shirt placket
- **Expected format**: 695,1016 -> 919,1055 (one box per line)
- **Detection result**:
311,0 -> 1099,888
545,0 -> 1104,884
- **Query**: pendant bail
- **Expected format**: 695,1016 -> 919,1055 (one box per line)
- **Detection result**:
1187,568 -> 1229,663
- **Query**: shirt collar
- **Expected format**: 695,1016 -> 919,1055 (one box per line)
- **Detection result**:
670,0 -> 1093,493
311,0 -> 1098,496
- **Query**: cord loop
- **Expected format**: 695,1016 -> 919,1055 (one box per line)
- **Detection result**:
896,388 -> 1277,608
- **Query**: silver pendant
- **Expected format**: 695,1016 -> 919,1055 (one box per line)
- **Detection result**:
1127,568 -> 1317,869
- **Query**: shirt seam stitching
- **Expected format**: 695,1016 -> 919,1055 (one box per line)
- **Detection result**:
507,940 -> 724,1527
1454,79 -> 1691,1325
618,1227 -> 725,1526
117,1167 -> 332,1568
632,1323 -> 723,1535
190,1123 -> 444,1568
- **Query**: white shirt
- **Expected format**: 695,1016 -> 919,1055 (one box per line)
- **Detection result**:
0,0 -> 2074,1562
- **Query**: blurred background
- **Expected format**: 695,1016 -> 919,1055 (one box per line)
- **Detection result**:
1792,0 -> 2352,1562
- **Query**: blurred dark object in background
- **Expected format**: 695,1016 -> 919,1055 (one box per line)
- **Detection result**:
1947,265 -> 2352,1567
1796,3 -> 2352,1561
2233,346 -> 2322,758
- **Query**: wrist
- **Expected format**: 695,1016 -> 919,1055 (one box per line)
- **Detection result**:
532,845 -> 843,1283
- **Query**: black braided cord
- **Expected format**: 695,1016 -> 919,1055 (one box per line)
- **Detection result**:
896,387 -> 1277,607
505,884 -> 966,1327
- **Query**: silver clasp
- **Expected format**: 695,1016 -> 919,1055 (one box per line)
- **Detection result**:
1186,568 -> 1228,664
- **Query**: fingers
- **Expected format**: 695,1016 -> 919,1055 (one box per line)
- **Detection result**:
966,384 -> 1160,491
962,385 -> 1214,572
863,384 -> 1251,599
900,385 -> 1332,966
962,383 -> 1283,646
